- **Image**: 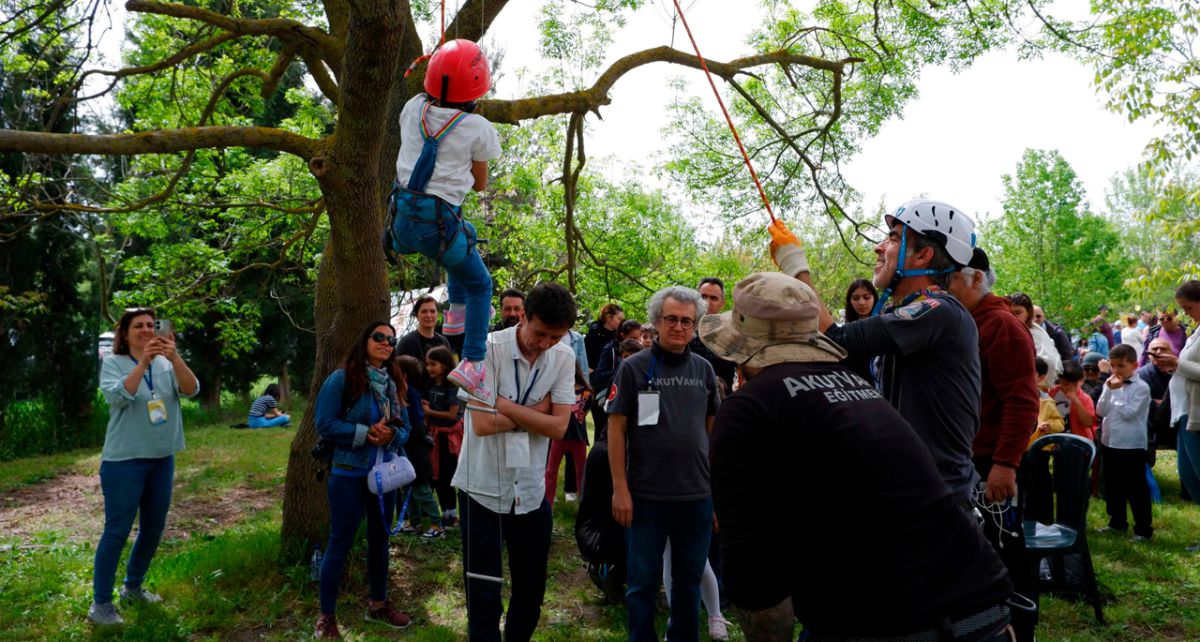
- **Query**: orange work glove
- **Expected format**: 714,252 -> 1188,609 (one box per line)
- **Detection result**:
768,219 -> 810,277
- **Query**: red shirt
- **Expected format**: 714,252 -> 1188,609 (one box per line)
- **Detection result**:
970,294 -> 1040,469
1048,384 -> 1097,442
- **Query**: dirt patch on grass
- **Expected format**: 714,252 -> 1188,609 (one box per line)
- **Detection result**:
0,473 -> 279,545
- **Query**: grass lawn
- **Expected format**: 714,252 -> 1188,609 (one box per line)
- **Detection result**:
1,412 -> 1198,641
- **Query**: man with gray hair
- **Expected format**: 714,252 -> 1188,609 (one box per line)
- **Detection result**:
608,285 -> 721,642
947,247 -> 1040,642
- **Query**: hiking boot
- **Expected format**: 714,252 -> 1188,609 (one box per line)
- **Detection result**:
87,602 -> 124,626
314,614 -> 341,639
421,526 -> 446,540
448,359 -> 493,404
442,307 -> 465,336
709,614 -> 732,640
119,584 -> 163,603
366,600 -> 411,629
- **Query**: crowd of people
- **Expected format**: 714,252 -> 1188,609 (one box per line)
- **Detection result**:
89,198 -> 1200,642
76,30 -> 1200,641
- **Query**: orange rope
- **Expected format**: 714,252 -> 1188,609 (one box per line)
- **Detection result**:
670,0 -> 777,223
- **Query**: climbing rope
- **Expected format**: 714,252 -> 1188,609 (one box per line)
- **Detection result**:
670,0 -> 778,224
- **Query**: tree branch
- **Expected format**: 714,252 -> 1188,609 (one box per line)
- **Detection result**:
444,0 -> 511,44
0,126 -> 318,159
477,46 -> 854,125
125,0 -> 343,75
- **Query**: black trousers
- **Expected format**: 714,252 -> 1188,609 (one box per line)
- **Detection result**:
459,492 -> 552,642
435,432 -> 459,511
973,455 -> 1036,642
1101,445 -> 1153,537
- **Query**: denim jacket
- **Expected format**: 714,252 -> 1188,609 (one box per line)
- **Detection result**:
315,368 -> 410,470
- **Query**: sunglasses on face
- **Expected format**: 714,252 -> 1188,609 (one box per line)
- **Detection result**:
1083,366 -> 1099,372
370,332 -> 398,347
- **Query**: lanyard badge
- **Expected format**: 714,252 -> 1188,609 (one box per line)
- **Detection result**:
131,356 -> 167,425
637,358 -> 662,426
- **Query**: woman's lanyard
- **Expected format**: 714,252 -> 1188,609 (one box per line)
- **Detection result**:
513,363 -> 540,405
129,356 -> 156,398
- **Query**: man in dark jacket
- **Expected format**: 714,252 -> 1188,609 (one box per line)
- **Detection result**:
704,272 -> 1015,642
948,248 -> 1040,642
1035,305 -> 1075,364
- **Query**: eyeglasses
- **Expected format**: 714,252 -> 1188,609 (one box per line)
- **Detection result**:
661,316 -> 696,329
370,332 -> 398,347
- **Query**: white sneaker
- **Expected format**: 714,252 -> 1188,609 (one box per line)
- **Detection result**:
708,614 -> 731,640
564,492 -> 578,502
88,602 -> 124,626
119,585 -> 163,603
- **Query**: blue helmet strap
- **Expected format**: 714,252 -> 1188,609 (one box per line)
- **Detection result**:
870,223 -> 953,317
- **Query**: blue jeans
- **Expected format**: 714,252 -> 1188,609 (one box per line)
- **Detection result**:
459,491 -> 552,642
626,497 -> 713,642
248,415 -> 290,428
1177,418 -> 1200,504
92,456 -> 175,604
319,473 -> 396,615
389,194 -> 492,362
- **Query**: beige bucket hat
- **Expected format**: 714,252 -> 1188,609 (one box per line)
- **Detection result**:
699,272 -> 848,368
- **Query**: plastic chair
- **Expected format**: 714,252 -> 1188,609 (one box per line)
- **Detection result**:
1021,433 -> 1105,624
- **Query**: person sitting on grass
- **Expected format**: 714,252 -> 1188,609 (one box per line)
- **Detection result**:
247,383 -> 290,428
1096,344 -> 1154,541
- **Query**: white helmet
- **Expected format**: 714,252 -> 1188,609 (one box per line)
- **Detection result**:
884,199 -> 976,266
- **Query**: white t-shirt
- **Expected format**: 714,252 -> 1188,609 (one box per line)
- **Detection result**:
394,94 -> 501,206
1120,327 -> 1144,360
451,325 -> 576,515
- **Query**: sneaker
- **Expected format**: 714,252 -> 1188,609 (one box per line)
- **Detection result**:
1186,543 -> 1200,553
314,614 -> 341,639
366,600 -> 411,629
119,585 -> 163,603
448,359 -> 494,403
442,307 -> 465,336
708,614 -> 732,640
564,492 -> 578,503
1132,534 -> 1152,542
87,602 -> 124,626
1097,526 -> 1126,535
399,522 -> 420,535
421,526 -> 445,540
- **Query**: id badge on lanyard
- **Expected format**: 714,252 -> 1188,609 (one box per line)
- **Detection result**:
133,357 -> 168,426
505,363 -> 540,468
637,358 -> 661,427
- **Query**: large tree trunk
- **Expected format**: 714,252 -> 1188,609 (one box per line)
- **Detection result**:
200,367 -> 222,411
279,0 -> 410,558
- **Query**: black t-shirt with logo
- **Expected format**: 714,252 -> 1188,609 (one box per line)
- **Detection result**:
711,362 -> 1011,636
608,342 -> 720,501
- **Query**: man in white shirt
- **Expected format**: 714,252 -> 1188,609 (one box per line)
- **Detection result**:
452,283 -> 578,642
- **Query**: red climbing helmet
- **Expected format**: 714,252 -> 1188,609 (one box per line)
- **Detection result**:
424,39 -> 491,104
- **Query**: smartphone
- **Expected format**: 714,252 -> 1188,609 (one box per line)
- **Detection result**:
154,319 -> 174,338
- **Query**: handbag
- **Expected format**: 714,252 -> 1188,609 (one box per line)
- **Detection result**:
367,445 -> 416,495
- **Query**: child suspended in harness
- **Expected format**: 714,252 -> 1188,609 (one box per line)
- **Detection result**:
385,39 -> 501,403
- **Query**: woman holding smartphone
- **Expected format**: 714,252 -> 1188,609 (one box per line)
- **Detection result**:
89,308 -> 198,626
312,321 -> 414,640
